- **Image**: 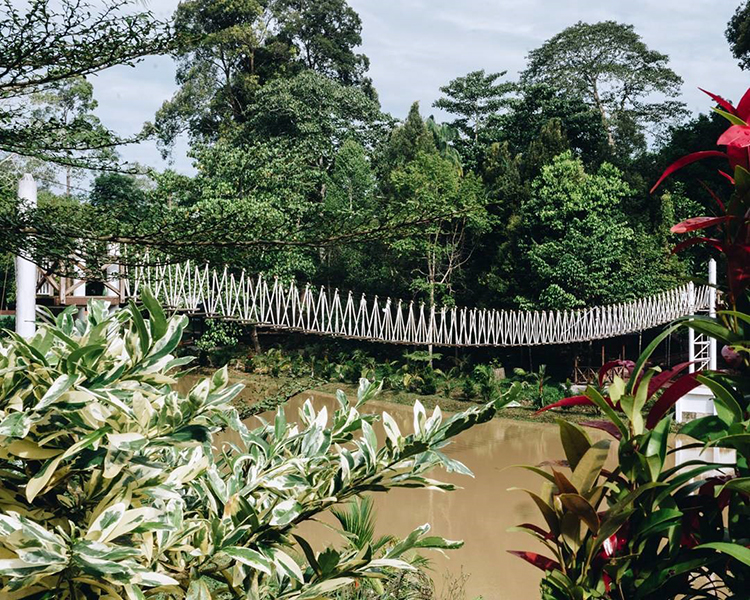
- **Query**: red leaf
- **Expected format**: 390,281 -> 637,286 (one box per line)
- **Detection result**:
671,237 -> 725,255
516,523 -> 555,540
647,361 -> 695,399
727,144 -> 750,171
718,170 -> 735,185
646,373 -> 701,429
650,151 -> 729,193
670,216 -> 733,234
699,88 -> 738,115
580,420 -> 622,440
718,125 -> 750,148
534,395 -> 593,415
598,359 -> 634,387
507,550 -> 560,572
736,87 -> 750,120
698,181 -> 725,212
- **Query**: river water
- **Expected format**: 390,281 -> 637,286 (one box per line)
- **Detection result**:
212,390 -> 592,599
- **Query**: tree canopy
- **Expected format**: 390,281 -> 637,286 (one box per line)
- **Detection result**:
0,0 -> 172,170
521,21 -> 686,155
727,1 -> 750,70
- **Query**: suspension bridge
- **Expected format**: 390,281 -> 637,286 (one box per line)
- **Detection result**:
13,174 -> 719,419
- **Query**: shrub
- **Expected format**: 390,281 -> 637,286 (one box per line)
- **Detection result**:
0,292 -> 512,598
196,319 -> 243,366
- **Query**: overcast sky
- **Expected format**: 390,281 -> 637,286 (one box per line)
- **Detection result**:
88,0 -> 747,176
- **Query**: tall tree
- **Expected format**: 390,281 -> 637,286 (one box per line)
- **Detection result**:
0,0 -> 172,170
498,83 -> 608,167
155,0 -> 372,150
727,1 -> 750,70
514,152 -> 639,310
521,21 -> 685,155
274,0 -> 370,86
432,69 -> 512,168
433,70 -> 512,143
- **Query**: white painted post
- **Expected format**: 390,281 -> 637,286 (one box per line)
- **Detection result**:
104,244 -> 120,303
72,261 -> 86,319
708,258 -> 717,371
15,174 -> 37,338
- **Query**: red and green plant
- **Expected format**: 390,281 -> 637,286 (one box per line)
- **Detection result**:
510,86 -> 750,599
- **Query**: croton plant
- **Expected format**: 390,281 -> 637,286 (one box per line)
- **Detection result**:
511,87 -> 750,599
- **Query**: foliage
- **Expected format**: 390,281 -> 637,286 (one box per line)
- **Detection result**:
388,140 -> 491,306
726,1 -> 750,71
432,69 -> 513,168
0,0 -> 172,170
196,319 -> 243,366
0,293 -> 516,598
29,77 -> 114,191
521,21 -> 686,155
156,0 -> 371,150
513,323 -> 750,598
514,152 -> 640,310
512,82 -> 750,600
651,86 -> 750,312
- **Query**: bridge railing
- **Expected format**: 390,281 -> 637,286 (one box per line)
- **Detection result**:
129,262 -> 712,348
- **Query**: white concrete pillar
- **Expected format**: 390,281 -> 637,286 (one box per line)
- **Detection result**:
15,175 -> 37,338
104,244 -> 120,301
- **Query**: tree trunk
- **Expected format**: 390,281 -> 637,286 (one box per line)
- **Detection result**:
428,282 -> 435,367
591,80 -> 615,149
250,325 -> 261,354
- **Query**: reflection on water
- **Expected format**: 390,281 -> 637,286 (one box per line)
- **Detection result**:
213,391 -> 586,599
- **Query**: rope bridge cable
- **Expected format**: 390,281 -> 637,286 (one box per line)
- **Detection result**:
127,262 -> 712,347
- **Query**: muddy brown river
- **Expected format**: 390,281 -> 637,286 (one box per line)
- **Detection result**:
211,389 -> 590,599
179,376 -> 733,599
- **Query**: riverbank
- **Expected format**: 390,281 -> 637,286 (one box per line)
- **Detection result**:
189,367 -> 602,425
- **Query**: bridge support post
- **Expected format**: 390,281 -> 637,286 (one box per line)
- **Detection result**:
15,175 -> 37,338
678,261 -> 718,422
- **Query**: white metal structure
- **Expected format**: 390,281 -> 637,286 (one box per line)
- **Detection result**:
129,262 -> 713,348
677,259 -> 719,422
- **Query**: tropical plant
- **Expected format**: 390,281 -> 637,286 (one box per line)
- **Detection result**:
196,319 -> 244,366
510,83 -> 750,599
0,291 -> 515,598
512,335 -> 749,599
651,86 -> 750,313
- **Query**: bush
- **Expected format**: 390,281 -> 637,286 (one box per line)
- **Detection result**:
0,292 -> 512,598
196,319 -> 243,366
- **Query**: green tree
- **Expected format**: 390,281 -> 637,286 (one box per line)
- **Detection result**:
727,1 -> 750,70
274,0 -> 371,87
31,77 -> 113,194
521,21 -> 685,155
498,83 -> 608,167
379,102 -> 436,174
432,69 -> 512,144
155,0 -> 372,150
515,151 -> 639,310
389,151 -> 490,308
